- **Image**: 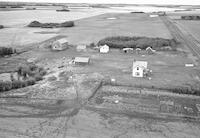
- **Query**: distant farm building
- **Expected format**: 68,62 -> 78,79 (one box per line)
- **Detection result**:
146,47 -> 156,54
76,45 -> 87,52
74,57 -> 90,65
149,14 -> 158,18
107,17 -> 117,20
123,48 -> 133,53
135,48 -> 141,54
132,61 -> 148,78
157,11 -> 166,16
52,38 -> 68,51
100,44 -> 109,53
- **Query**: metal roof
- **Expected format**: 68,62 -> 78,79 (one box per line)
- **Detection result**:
56,38 -> 68,44
77,45 -> 86,49
74,57 -> 90,63
133,61 -> 148,69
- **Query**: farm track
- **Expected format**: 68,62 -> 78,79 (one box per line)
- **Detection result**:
161,16 -> 200,62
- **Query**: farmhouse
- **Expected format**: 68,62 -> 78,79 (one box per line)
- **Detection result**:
132,61 -> 148,77
74,57 -> 90,65
76,45 -> 87,52
52,38 -> 68,51
100,44 -> 109,53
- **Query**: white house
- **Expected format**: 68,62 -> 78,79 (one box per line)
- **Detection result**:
132,61 -> 148,77
76,45 -> 87,52
100,45 -> 109,53
52,38 -> 68,51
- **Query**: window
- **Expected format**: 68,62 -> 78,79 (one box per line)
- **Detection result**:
136,72 -> 140,76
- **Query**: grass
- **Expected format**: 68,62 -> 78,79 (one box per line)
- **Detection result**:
176,20 -> 200,41
59,13 -> 172,45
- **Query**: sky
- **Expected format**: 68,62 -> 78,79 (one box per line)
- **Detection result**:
1,0 -> 200,5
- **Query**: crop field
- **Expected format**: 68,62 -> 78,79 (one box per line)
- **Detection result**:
1,9 -> 200,138
175,20 -> 200,42
0,8 -> 108,47
59,13 -> 172,45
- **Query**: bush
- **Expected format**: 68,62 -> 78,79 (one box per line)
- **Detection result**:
26,78 -> 36,85
97,36 -> 177,50
0,47 -> 15,56
11,80 -> 22,89
34,74 -> 43,81
181,16 -> 200,20
0,25 -> 4,29
0,81 -> 12,92
28,21 -> 74,28
60,21 -> 74,27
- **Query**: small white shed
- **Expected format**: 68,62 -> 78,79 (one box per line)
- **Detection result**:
76,45 -> 87,52
74,57 -> 90,65
100,44 -> 109,53
132,61 -> 148,77
52,38 -> 68,51
149,15 -> 158,18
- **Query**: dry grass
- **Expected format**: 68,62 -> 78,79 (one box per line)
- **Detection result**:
59,13 -> 172,45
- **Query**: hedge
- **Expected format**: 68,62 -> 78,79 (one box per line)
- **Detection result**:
0,47 -> 16,57
28,21 -> 74,28
0,79 -> 36,92
97,36 -> 177,50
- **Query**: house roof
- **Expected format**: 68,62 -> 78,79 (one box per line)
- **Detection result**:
123,48 -> 133,51
74,57 -> 90,63
100,44 -> 109,48
133,61 -> 148,69
56,38 -> 68,44
135,48 -> 141,50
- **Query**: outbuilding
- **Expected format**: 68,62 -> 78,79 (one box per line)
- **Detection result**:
74,57 -> 90,65
146,47 -> 156,54
52,38 -> 68,51
132,61 -> 148,77
135,48 -> 141,54
100,44 -> 109,53
149,14 -> 158,18
123,48 -> 133,53
76,45 -> 87,52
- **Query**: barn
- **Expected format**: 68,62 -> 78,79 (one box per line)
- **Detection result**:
52,38 -> 68,51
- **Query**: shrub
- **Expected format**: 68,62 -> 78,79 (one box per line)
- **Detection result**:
28,21 -> 74,28
11,80 -> 22,89
0,81 -> 12,92
34,74 -> 43,81
60,21 -> 74,27
26,78 -> 36,85
0,25 -> 4,29
89,42 -> 95,47
0,47 -> 15,56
